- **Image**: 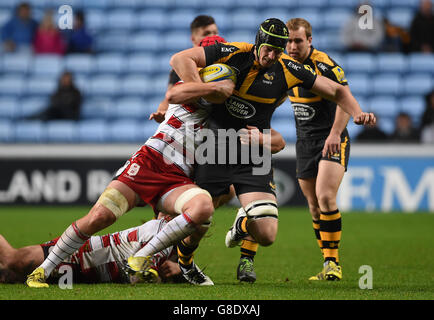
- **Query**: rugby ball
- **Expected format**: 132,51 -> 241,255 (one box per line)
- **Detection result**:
199,63 -> 237,83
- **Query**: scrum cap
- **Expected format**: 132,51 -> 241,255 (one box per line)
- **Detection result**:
255,18 -> 289,57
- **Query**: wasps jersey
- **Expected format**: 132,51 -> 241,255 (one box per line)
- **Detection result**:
203,41 -> 317,131
288,46 -> 348,139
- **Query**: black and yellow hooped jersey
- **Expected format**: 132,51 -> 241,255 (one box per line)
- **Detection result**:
203,41 -> 317,131
288,46 -> 348,139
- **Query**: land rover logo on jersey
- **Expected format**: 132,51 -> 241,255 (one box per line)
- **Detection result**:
225,96 -> 256,119
292,103 -> 315,121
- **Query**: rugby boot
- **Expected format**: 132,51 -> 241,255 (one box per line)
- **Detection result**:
225,208 -> 248,248
179,262 -> 214,286
26,267 -> 49,288
324,261 -> 342,281
237,257 -> 257,283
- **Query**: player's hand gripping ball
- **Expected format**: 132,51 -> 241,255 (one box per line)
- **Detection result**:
199,63 -> 237,83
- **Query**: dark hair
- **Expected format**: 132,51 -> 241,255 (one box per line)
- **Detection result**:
190,15 -> 216,32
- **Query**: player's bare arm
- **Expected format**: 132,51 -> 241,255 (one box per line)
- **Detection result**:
170,46 -> 207,83
166,80 -> 235,104
310,75 -> 376,125
150,94 -> 171,123
322,103 -> 351,157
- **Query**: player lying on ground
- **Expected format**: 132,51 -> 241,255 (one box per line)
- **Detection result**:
0,215 -> 183,284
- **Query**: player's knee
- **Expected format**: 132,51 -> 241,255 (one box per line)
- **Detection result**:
316,191 -> 337,210
254,231 -> 276,247
174,188 -> 213,225
88,207 -> 116,232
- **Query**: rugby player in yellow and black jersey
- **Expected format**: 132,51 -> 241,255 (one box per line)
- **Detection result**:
285,18 -> 353,281
169,18 -> 375,283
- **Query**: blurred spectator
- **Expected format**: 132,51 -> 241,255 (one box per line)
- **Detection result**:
341,3 -> 385,52
420,90 -> 434,143
409,0 -> 434,53
27,71 -> 82,121
64,10 -> 93,54
33,10 -> 66,55
382,18 -> 411,53
1,2 -> 37,53
389,112 -> 420,142
356,120 -> 389,142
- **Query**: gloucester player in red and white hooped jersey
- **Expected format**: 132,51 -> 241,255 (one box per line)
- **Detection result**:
40,217 -> 175,284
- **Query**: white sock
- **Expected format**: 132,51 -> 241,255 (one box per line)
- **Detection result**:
134,213 -> 196,258
40,222 -> 90,277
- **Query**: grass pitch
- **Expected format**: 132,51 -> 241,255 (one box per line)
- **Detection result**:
0,206 -> 433,300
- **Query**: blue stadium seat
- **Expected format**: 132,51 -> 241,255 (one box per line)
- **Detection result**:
167,10 -> 198,30
19,96 -> 47,118
46,120 -> 78,142
80,97 -> 113,119
1,53 -> 32,74
400,96 -> 426,120
409,53 -> 434,73
109,120 -> 142,142
377,53 -> 407,73
403,73 -> 433,95
81,0 -> 109,9
142,120 -> 159,140
372,74 -> 401,95
273,101 -> 292,120
107,9 -> 137,31
377,117 -> 395,135
0,97 -> 19,119
64,54 -> 95,74
89,75 -> 120,96
85,9 -> 105,32
14,120 -> 46,142
344,53 -> 376,73
95,53 -> 126,74
120,75 -> 152,96
226,30 -> 255,44
114,97 -> 148,119
0,120 -> 13,142
257,9 -> 290,25
368,96 -> 399,118
270,119 -> 297,142
155,53 -> 174,74
77,119 -> 108,143
346,121 -> 364,138
173,0 -> 202,9
231,10 -> 261,30
0,75 -> 25,96
162,31 -> 193,52
31,55 -> 63,76
389,0 -> 419,7
140,0 -> 171,9
201,0 -> 235,8
387,8 -> 414,29
321,8 -> 352,30
316,30 -> 344,51
200,9 -> 232,31
26,76 -> 57,96
126,53 -> 158,74
324,0 -> 360,8
137,9 -> 167,30
296,0 -> 328,8
150,74 -> 171,97
292,9 -> 323,29
346,73 -> 370,95
129,32 -> 161,52
263,0 -> 297,8
96,32 -> 129,52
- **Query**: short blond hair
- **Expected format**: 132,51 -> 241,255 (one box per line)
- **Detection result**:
286,18 -> 312,39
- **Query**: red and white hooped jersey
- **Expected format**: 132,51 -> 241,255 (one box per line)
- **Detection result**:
47,218 -> 174,283
144,101 -> 210,178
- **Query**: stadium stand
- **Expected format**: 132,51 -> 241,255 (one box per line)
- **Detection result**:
0,0 -> 432,143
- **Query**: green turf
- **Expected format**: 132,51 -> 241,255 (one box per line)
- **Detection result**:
0,206 -> 433,300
